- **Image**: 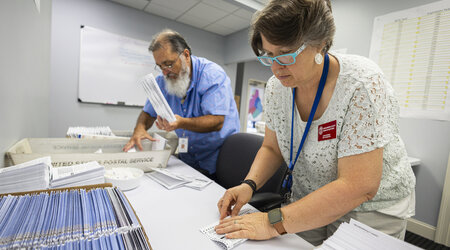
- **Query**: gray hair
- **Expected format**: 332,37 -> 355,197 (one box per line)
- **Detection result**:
149,29 -> 192,54
250,0 -> 335,56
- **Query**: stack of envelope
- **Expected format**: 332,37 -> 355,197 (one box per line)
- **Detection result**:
0,157 -> 51,194
50,161 -> 105,188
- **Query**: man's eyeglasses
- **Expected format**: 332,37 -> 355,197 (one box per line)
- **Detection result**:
257,44 -> 306,66
154,52 -> 183,72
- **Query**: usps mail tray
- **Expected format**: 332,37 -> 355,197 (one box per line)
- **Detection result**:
6,137 -> 171,172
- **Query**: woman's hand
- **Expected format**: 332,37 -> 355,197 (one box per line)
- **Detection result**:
214,212 -> 279,240
217,184 -> 253,220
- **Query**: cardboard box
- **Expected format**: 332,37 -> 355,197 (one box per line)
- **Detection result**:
6,137 -> 171,172
0,183 -> 152,249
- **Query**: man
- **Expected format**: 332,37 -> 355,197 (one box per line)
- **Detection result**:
123,29 -> 240,180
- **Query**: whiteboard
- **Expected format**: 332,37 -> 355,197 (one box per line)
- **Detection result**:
78,26 -> 158,106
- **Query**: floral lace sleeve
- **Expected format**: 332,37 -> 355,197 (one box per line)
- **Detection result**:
264,76 -> 284,132
338,72 -> 399,158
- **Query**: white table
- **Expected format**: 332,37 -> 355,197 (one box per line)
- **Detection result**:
126,156 -> 314,250
408,156 -> 421,167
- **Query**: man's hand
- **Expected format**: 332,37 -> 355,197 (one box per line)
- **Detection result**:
123,128 -> 156,151
155,115 -> 184,132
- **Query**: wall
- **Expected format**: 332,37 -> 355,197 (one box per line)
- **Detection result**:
224,27 -> 254,64
50,0 -> 228,137
224,0 -> 450,228
0,0 -> 52,167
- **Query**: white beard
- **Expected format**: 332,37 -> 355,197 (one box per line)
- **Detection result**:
164,57 -> 191,98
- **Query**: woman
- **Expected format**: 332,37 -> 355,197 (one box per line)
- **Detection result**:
215,0 -> 416,245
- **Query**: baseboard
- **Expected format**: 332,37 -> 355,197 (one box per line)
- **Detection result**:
407,218 -> 436,241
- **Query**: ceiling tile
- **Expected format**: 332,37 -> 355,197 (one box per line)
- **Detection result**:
233,8 -> 254,20
201,0 -> 239,12
214,14 -> 249,30
110,0 -> 149,10
180,3 -> 229,24
177,14 -> 211,29
150,0 -> 200,13
203,23 -> 235,36
144,2 -> 182,20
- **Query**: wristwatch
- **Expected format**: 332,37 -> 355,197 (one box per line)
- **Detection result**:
267,208 -> 287,235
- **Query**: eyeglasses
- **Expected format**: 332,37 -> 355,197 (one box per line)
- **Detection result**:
154,52 -> 183,72
257,44 -> 306,66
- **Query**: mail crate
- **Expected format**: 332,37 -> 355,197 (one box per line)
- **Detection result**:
6,137 -> 171,172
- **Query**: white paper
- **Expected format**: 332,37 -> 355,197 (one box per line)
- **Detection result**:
146,168 -> 189,189
175,173 -> 212,190
146,167 -> 212,190
316,219 -> 422,250
0,157 -> 52,194
140,73 -> 176,122
66,126 -> 115,138
51,161 -> 105,187
151,133 -> 167,151
199,207 -> 259,250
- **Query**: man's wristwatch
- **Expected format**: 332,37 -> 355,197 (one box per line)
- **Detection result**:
268,208 -> 287,235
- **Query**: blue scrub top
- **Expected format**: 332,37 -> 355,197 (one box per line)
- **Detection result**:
143,55 -> 240,174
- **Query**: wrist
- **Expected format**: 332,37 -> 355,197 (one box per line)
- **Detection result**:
177,116 -> 186,129
134,124 -> 147,133
267,208 -> 287,235
240,179 -> 257,195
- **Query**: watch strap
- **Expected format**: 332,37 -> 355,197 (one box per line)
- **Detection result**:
274,221 -> 287,235
240,179 -> 257,194
268,208 -> 287,235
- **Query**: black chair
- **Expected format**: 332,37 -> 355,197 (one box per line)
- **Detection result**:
216,132 -> 287,212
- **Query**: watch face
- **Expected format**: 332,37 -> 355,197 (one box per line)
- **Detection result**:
268,208 -> 283,224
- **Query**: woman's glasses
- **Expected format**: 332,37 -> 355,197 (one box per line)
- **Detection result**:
257,44 -> 306,66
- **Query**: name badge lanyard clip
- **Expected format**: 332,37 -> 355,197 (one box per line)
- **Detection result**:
282,54 -> 330,198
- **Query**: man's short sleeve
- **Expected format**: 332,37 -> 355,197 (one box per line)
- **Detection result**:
143,98 -> 157,117
200,67 -> 231,116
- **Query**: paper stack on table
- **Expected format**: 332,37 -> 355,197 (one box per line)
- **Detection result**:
317,219 -> 422,250
146,167 -> 212,190
0,157 -> 51,194
140,73 -> 176,123
66,126 -> 116,138
50,161 -> 105,188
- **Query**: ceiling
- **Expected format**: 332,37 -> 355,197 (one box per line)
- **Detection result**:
109,0 -> 268,36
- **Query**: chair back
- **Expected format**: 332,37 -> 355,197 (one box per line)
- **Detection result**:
216,132 -> 287,194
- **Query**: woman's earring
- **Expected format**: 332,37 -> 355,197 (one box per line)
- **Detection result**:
315,53 -> 323,64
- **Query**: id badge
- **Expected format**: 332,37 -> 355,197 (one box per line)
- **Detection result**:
178,137 -> 188,153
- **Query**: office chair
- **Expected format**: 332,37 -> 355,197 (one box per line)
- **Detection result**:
216,132 -> 288,212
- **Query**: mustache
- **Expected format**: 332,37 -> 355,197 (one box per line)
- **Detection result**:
166,72 -> 177,79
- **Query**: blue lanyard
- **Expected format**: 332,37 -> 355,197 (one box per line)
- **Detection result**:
282,54 -> 330,192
